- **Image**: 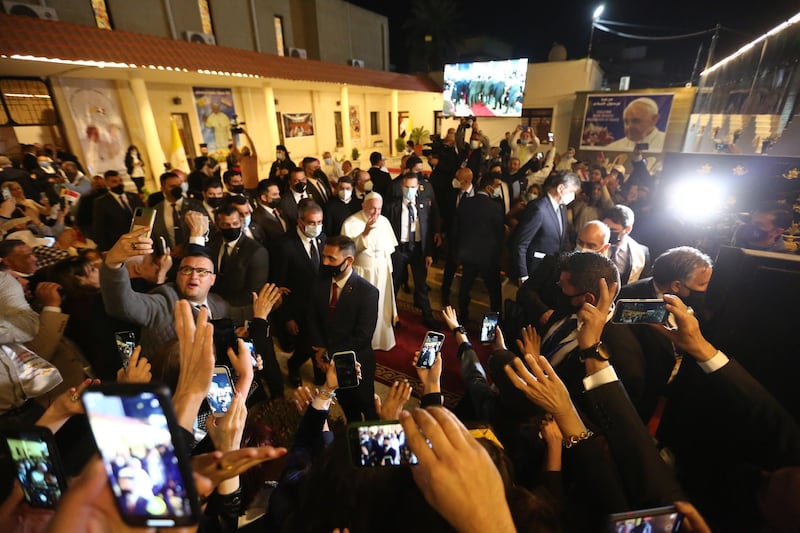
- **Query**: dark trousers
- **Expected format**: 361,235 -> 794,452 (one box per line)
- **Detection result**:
337,351 -> 377,423
287,321 -> 324,384
392,243 -> 433,318
458,262 -> 502,321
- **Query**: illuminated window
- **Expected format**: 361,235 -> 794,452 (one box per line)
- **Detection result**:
274,16 -> 285,56
0,79 -> 56,125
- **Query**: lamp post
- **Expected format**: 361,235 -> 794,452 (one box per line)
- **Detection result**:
588,4 -> 605,59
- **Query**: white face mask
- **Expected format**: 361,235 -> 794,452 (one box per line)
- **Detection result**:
324,158 -> 333,165
560,191 -> 576,205
339,188 -> 353,202
452,178 -> 461,189
180,182 -> 189,193
303,223 -> 322,239
244,214 -> 252,227
470,140 -> 481,149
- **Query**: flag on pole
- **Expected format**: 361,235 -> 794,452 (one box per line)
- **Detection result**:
169,117 -> 188,172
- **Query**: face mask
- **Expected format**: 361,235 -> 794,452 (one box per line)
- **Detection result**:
362,180 -> 373,192
243,214 -> 252,228
739,223 -> 769,243
267,198 -> 281,208
574,245 -> 587,253
519,139 -> 529,145
491,187 -> 501,198
220,226 -> 242,242
180,182 -> 189,193
131,150 -> 138,157
320,258 -> 348,278
303,223 -> 322,239
169,187 -> 183,200
560,191 -> 576,205
110,184 -> 125,195
452,178 -> 461,189
470,140 -> 481,149
294,182 -> 307,194
276,152 -> 285,161
324,158 -> 333,165
609,231 -> 621,245
526,192 -> 538,201
207,197 -> 223,208
230,185 -> 245,194
339,188 -> 353,202
403,187 -> 417,201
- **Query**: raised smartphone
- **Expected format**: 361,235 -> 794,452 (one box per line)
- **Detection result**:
114,330 -> 137,370
612,299 -> 670,325
417,331 -> 445,369
3,426 -> 68,508
347,421 -> 418,467
608,505 -> 683,532
480,312 -> 500,343
208,366 -> 235,417
130,207 -> 156,238
332,350 -> 359,389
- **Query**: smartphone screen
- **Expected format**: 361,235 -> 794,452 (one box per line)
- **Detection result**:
348,421 -> 418,467
634,142 -> 650,151
480,312 -> 500,343
208,366 -> 235,416
1,187 -> 11,201
547,132 -> 554,142
114,331 -> 137,370
130,207 -> 156,238
3,427 -> 67,508
81,384 -> 199,527
417,331 -> 444,369
239,338 -> 258,367
333,351 -> 359,389
612,299 -> 669,325
608,505 -> 683,532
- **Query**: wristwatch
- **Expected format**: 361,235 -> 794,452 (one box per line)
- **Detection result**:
576,341 -> 609,362
452,325 -> 467,335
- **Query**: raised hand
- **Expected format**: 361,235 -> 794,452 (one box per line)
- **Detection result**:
412,351 -> 442,395
515,324 -> 541,356
207,391 -> 247,453
375,380 -> 412,420
104,227 -> 153,268
172,300 -> 215,432
116,345 -> 152,384
576,278 -> 617,350
252,282 -> 284,320
653,294 -> 717,362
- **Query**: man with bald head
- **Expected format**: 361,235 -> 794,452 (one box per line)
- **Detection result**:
341,192 -> 398,350
605,97 -> 666,152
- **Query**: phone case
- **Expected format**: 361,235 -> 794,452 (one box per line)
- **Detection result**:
3,426 -> 67,508
333,351 -> 359,389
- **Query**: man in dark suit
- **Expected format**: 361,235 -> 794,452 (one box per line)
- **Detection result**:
452,172 -> 505,323
367,151 -> 391,197
278,168 -> 313,229
150,171 -> 206,251
271,201 -> 325,386
510,170 -> 581,284
206,204 -> 269,307
440,167 -> 475,307
386,173 -> 439,329
92,170 -> 144,251
326,175 -> 360,236
0,155 -> 38,200
603,204 -> 651,286
302,156 -> 332,206
307,235 -> 379,422
75,174 -> 107,240
252,179 -> 289,261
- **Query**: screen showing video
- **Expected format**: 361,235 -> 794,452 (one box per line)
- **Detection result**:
443,58 -> 528,118
6,436 -> 62,507
615,301 -> 668,324
351,422 -> 418,467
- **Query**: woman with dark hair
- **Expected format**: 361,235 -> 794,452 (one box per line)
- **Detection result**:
124,145 -> 146,193
47,255 -> 138,379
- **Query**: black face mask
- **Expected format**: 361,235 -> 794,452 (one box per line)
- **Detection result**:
320,258 -> 348,278
267,198 -> 281,208
293,182 -> 307,193
206,197 -> 223,208
110,184 -> 125,195
609,231 -> 621,245
230,185 -> 245,194
220,226 -> 242,243
169,187 -> 183,200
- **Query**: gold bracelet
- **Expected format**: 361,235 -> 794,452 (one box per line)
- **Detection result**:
562,430 -> 594,448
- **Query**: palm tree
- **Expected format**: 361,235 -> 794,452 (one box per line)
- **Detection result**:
402,0 -> 464,73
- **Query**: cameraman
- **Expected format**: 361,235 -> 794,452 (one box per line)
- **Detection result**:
230,123 -> 259,197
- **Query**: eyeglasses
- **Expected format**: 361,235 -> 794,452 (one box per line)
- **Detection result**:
178,266 -> 214,277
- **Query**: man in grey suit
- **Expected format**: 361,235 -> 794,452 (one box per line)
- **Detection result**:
100,228 -> 249,357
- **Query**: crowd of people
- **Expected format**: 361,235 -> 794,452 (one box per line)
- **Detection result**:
0,116 -> 798,532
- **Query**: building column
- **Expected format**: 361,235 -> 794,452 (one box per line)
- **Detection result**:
390,89 -> 399,157
340,85 -> 351,160
129,76 -> 165,190
263,84 -> 280,154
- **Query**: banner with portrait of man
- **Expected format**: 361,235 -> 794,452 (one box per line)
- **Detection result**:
193,87 -> 237,153
580,93 -> 674,153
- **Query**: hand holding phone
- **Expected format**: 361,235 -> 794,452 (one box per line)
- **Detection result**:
348,421 -> 418,467
417,331 -> 445,369
333,351 -> 359,389
130,207 -> 156,238
480,313 -> 499,343
208,366 -> 235,416
114,330 -> 137,370
3,426 -> 68,508
611,299 -> 670,325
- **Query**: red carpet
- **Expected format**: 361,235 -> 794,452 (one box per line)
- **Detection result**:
374,303 -> 493,409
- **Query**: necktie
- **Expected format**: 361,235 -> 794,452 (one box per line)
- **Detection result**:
457,191 -> 466,208
557,205 -> 564,236
171,202 -> 183,244
309,239 -> 319,271
317,181 -> 328,202
541,316 -> 578,363
118,194 -> 131,214
274,208 -> 285,231
219,243 -> 231,272
406,201 -> 416,252
329,281 -> 338,318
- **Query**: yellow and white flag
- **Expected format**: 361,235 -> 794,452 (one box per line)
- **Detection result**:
169,117 -> 188,172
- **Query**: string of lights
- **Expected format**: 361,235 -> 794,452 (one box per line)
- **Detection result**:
592,21 -> 717,41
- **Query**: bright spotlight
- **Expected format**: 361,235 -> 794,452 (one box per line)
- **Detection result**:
592,4 -> 605,20
667,177 -> 726,222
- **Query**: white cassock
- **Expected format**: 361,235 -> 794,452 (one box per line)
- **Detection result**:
341,211 -> 398,351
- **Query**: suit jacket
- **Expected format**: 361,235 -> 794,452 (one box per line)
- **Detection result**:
251,204 -> 288,261
368,167 -> 392,198
209,235 -> 270,306
615,236 -> 652,286
510,194 -> 569,279
92,191 -> 144,251
326,198 -> 360,236
307,271 -> 378,367
147,191 -> 164,208
386,193 -> 435,257
277,191 -> 310,229
151,198 -> 206,249
452,193 -> 504,269
99,264 -> 247,357
271,231 -> 326,324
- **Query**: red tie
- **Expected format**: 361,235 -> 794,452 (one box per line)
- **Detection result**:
329,282 -> 339,317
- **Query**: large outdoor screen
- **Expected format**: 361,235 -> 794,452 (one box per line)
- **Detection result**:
443,58 -> 528,118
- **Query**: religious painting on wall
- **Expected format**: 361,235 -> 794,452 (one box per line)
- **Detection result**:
282,113 -> 315,137
192,87 -> 237,154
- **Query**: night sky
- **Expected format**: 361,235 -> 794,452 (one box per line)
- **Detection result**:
348,0 -> 799,86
